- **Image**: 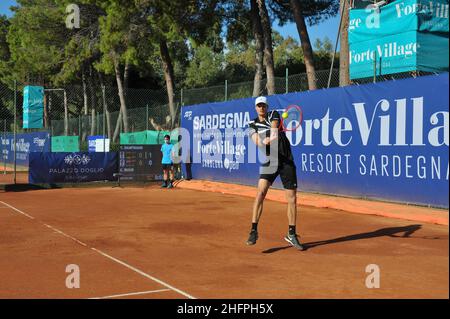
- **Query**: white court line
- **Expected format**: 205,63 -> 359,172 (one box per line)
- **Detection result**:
89,289 -> 171,299
0,200 -> 196,300
91,248 -> 196,299
0,201 -> 35,219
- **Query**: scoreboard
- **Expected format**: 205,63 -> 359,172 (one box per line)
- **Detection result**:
119,145 -> 163,182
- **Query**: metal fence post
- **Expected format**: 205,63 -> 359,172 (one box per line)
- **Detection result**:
373,52 -> 377,83
328,0 -> 346,88
225,80 -> 228,101
103,86 -> 106,153
3,119 -> 6,175
285,68 -> 289,94
13,80 -> 17,184
97,111 -> 100,136
146,104 -> 149,131
63,90 -> 68,136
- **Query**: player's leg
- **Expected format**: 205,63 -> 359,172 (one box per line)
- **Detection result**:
252,178 -> 271,223
279,162 -> 304,251
247,178 -> 273,246
162,167 -> 168,188
285,189 -> 297,226
167,165 -> 175,189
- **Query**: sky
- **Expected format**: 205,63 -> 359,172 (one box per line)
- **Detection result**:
0,0 -> 16,17
274,16 -> 340,45
0,0 -> 341,45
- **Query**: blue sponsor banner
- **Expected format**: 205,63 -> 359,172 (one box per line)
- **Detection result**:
29,152 -> 118,183
181,74 -> 449,208
0,132 -> 51,166
23,86 -> 44,129
417,32 -> 450,72
350,31 -> 419,79
349,0 -> 449,45
349,0 -> 449,79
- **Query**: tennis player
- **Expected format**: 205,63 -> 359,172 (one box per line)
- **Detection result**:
161,135 -> 174,189
246,96 -> 304,251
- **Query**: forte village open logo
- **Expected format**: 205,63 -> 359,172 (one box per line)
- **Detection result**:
64,154 -> 91,166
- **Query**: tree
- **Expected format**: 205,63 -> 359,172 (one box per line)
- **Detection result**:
55,0 -> 106,139
339,0 -> 350,86
272,0 -> 339,90
0,15 -> 12,121
95,0 -> 143,138
273,35 -> 304,75
5,0 -> 72,134
5,0 -> 67,85
256,0 -> 276,95
222,0 -> 264,96
141,0 -> 222,127
313,37 -> 334,71
250,0 -> 265,96
289,0 -> 317,89
0,15 -> 9,64
185,44 -> 224,88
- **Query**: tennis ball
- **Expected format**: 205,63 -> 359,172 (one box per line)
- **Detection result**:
282,112 -> 289,119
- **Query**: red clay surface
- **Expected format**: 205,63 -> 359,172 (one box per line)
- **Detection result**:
0,185 -> 448,299
0,171 -> 27,185
177,180 -> 449,226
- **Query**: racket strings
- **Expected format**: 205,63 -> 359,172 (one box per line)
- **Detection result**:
281,106 -> 303,131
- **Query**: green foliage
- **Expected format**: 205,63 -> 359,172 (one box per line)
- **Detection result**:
5,0 -> 67,84
313,36 -> 336,70
0,15 -> 9,61
53,0 -> 105,85
271,0 -> 340,26
274,35 -> 305,75
1,0 -> 336,95
185,45 -> 224,88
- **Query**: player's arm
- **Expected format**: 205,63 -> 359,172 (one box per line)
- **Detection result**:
250,132 -> 263,147
249,125 -> 265,147
264,111 -> 279,145
170,145 -> 177,161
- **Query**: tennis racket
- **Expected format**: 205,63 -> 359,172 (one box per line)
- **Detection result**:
279,105 -> 303,132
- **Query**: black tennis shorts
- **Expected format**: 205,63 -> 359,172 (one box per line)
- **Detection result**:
162,164 -> 173,170
260,160 -> 298,190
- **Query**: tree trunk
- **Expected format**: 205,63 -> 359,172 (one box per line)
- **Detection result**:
63,90 -> 69,136
250,0 -> 265,97
89,70 -> 97,136
48,93 -> 52,131
99,74 -> 112,140
81,68 -> 88,141
339,0 -> 350,87
290,0 -> 317,90
160,39 -> 176,128
82,68 -> 88,115
112,60 -> 130,142
113,56 -> 129,134
256,0 -> 276,95
123,62 -> 130,131
112,111 -> 122,143
124,62 -> 130,94
43,93 -> 49,129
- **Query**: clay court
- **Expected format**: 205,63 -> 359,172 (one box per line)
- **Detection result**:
0,184 -> 448,299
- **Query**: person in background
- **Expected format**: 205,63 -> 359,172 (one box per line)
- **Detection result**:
161,135 -> 174,189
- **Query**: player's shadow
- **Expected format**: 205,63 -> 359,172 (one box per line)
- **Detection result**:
262,224 -> 423,254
